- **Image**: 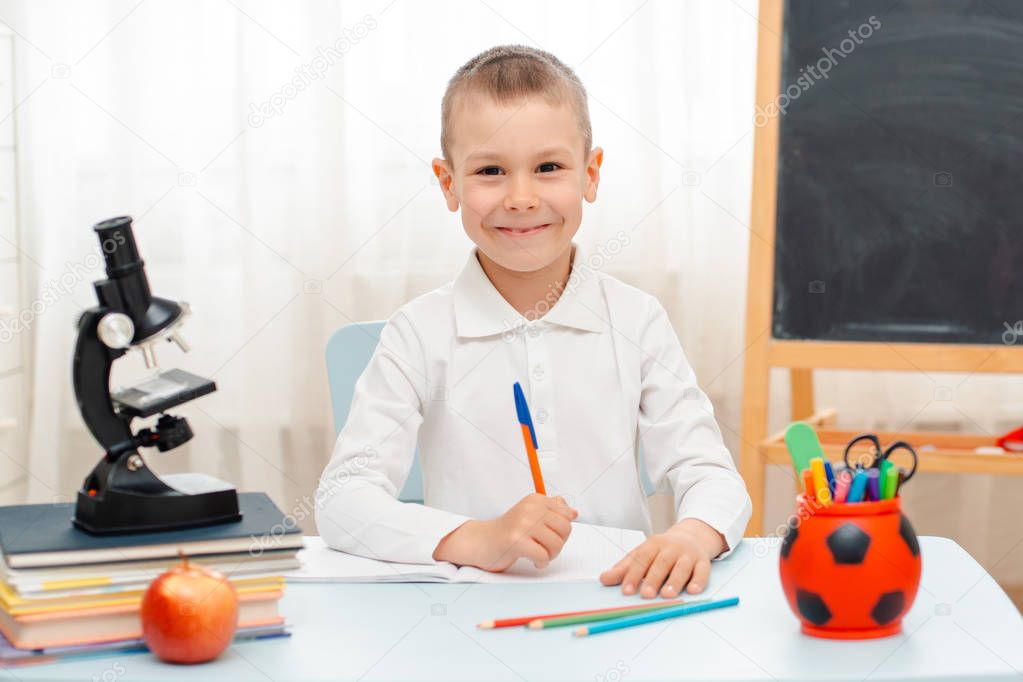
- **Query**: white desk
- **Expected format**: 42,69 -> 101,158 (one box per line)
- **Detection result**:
13,537 -> 1023,681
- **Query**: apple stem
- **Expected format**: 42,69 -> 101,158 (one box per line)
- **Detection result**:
179,548 -> 188,568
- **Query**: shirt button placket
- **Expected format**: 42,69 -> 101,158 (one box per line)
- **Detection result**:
524,322 -> 558,486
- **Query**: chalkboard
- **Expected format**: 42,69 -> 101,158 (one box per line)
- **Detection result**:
772,0 -> 1023,345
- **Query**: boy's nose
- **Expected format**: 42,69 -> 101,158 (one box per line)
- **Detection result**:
504,179 -> 539,212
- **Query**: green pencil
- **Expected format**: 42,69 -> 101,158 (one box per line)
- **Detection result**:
528,598 -> 710,630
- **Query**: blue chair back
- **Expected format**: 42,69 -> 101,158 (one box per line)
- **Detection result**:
325,321 -> 424,502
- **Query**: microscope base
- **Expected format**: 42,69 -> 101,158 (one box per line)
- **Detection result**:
73,477 -> 242,535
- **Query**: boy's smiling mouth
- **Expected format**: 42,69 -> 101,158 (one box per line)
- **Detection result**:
493,223 -> 553,237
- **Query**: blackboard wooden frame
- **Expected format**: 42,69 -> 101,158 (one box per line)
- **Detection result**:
739,0 -> 1023,536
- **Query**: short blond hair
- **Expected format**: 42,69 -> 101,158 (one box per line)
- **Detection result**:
440,44 -> 592,161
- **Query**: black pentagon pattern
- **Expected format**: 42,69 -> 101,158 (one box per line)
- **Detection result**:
826,523 -> 871,564
899,514 -> 920,557
780,521 -> 798,559
871,591 -> 906,625
796,589 -> 832,626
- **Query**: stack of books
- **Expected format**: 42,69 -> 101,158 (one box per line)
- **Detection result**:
0,492 -> 303,667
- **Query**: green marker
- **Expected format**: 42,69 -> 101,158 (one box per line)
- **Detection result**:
882,465 -> 900,499
784,422 -> 825,478
879,458 -> 893,493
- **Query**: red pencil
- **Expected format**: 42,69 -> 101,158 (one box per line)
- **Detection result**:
477,598 -> 689,629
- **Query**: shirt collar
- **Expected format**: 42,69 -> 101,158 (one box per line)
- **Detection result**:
453,244 -> 605,339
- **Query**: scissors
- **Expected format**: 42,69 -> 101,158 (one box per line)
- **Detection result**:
842,433 -> 918,484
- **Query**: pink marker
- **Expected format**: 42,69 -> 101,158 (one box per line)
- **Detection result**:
833,469 -> 853,503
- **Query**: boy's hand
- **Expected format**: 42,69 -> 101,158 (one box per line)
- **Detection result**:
599,518 -> 726,598
433,493 -> 578,572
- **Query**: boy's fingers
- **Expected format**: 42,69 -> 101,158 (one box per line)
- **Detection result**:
661,557 -> 696,597
549,504 -> 578,522
521,538 -> 550,569
533,525 -> 566,559
599,557 -> 630,585
544,513 -> 572,539
640,550 -> 679,598
600,542 -> 651,585
687,558 -> 711,594
620,546 -> 656,596
599,567 -> 624,585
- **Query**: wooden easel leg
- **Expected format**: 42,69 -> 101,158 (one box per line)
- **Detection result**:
740,343 -> 771,537
790,369 -> 815,421
741,0 -> 784,538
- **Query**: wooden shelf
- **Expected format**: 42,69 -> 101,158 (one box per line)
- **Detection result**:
759,409 -> 1023,477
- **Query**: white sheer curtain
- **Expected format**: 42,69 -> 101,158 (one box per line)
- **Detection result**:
3,1 -> 1018,593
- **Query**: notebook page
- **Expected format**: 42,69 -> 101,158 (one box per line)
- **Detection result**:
454,523 -> 647,583
287,536 -> 459,583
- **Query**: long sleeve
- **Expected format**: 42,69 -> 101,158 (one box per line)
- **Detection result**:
314,311 -> 471,565
635,297 -> 752,558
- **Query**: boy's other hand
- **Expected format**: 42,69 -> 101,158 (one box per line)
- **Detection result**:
432,493 -> 578,572
599,518 -> 726,598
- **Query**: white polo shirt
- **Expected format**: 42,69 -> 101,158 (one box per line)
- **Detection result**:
315,244 -> 752,565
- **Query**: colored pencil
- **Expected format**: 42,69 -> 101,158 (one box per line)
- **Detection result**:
529,599 -> 710,629
479,598 -> 689,629
574,597 -> 740,637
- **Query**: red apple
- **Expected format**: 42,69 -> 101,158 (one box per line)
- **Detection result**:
141,551 -> 238,664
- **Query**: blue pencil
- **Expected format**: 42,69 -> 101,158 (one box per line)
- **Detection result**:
573,597 -> 739,636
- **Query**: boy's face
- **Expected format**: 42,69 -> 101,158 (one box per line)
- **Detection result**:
433,95 -> 603,273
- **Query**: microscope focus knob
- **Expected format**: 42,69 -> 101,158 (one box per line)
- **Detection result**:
97,313 -> 135,349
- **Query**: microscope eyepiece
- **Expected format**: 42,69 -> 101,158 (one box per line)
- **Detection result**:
90,216 -> 182,343
94,216 -> 144,280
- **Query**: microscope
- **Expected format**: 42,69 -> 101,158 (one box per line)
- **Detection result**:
72,216 -> 241,534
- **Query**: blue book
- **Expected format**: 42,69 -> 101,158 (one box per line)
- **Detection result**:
0,492 -> 301,568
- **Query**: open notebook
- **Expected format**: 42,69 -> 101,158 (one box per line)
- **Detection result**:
288,523 -> 647,584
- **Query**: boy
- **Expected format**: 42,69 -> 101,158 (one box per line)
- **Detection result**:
315,45 -> 751,599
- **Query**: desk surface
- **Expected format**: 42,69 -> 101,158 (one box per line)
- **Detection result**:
13,537 -> 1023,681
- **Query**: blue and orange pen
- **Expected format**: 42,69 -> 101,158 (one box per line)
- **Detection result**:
513,382 -> 546,494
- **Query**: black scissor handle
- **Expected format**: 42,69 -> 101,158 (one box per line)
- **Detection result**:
843,433 -> 882,470
882,440 -> 918,483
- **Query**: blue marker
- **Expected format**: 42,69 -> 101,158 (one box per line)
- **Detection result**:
846,468 -> 869,503
823,460 -> 836,496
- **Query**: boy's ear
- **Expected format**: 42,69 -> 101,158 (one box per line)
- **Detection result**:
583,147 -> 603,203
432,158 -> 460,212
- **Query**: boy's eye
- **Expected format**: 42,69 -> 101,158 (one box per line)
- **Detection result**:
476,166 -> 503,176
537,162 -> 561,173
